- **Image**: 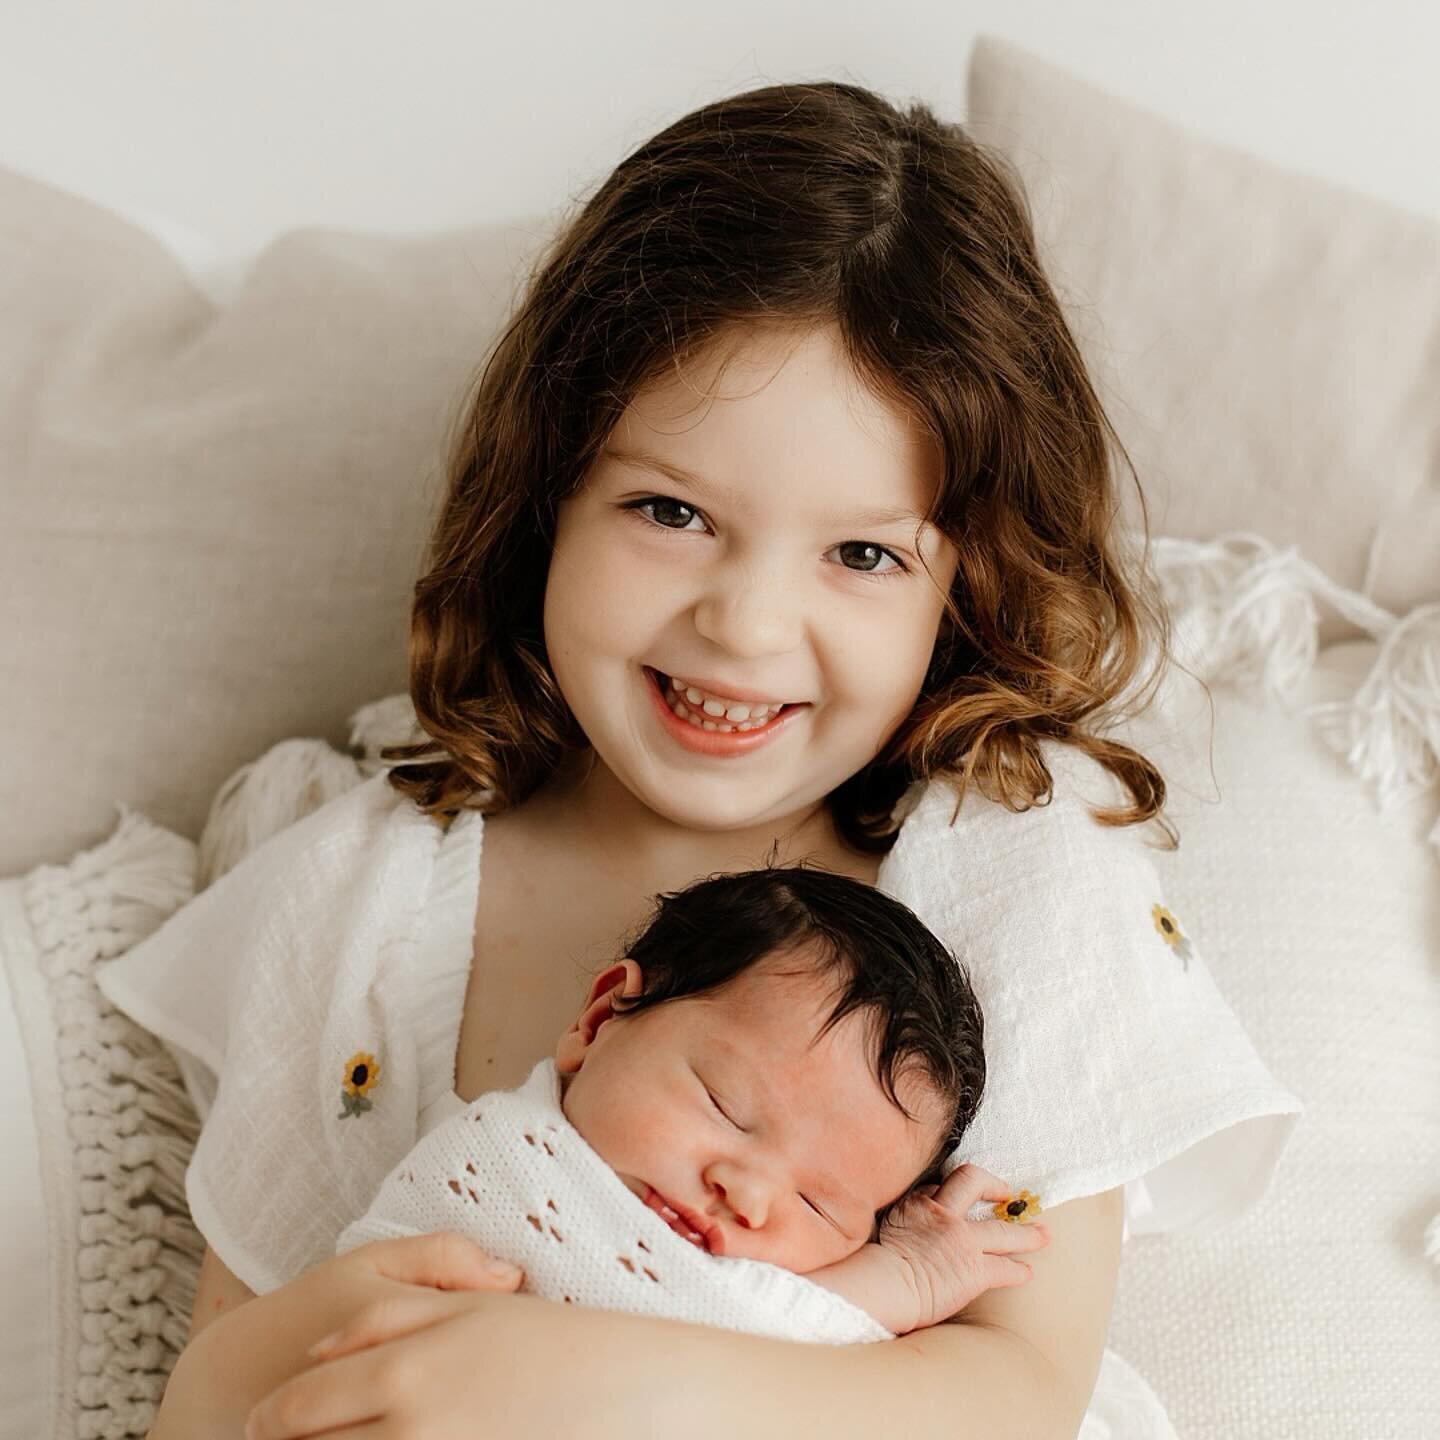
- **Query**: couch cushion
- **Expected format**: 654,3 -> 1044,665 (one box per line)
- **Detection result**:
0,164 -> 550,875
965,36 -> 1440,627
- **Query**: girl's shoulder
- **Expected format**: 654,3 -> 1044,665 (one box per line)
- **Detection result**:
890,740 -> 1158,874
95,771 -> 446,1099
205,769 -> 444,912
884,743 -> 1301,1229
879,739 -> 1170,960
96,770 -> 473,1294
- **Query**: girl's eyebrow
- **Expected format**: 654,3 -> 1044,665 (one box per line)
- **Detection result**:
601,444 -> 928,532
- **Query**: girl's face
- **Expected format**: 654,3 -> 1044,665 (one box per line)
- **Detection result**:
543,322 -> 959,834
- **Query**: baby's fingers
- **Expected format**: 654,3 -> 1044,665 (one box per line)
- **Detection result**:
932,1162 -> 1016,1212
982,1218 -> 1051,1254
984,1254 -> 1039,1290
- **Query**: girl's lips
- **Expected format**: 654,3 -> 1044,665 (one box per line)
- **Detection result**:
644,667 -> 806,759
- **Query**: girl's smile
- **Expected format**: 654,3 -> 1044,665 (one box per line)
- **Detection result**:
644,665 -> 809,757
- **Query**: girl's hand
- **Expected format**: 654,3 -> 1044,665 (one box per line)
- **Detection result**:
242,1283 -> 656,1440
157,1234 -> 524,1440
874,1163 -> 1051,1332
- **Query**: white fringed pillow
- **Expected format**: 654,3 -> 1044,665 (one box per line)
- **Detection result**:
0,814 -> 202,1440
1107,651 -> 1440,1438
1106,538 -> 1440,1440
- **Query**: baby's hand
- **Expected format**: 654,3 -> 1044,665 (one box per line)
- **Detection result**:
875,1163 -> 1050,1332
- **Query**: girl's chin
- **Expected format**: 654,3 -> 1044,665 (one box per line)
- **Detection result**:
635,779 -> 781,831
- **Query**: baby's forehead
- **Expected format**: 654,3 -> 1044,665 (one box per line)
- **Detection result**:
696,977 -> 949,1137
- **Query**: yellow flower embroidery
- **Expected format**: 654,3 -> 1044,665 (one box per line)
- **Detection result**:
1151,904 -> 1193,970
993,1190 -> 1043,1224
339,1051 -> 381,1118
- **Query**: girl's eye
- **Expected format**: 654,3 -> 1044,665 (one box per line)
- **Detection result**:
624,496 -> 908,576
624,496 -> 707,532
828,540 -> 906,576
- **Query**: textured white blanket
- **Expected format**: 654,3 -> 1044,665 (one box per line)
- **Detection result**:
336,1057 -> 891,1344
336,1057 -> 1181,1437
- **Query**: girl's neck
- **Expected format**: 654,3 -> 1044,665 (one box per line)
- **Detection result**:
530,749 -> 851,881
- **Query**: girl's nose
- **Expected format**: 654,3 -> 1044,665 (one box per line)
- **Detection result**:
704,1161 -> 769,1230
692,561 -> 804,660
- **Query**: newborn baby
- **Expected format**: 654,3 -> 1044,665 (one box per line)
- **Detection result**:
337,866 -> 1050,1341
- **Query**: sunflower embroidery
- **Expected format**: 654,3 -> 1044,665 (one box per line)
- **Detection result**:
338,1051 -> 381,1118
993,1190 -> 1043,1224
1151,904 -> 1193,970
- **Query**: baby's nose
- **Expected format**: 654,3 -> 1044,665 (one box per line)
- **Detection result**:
710,1172 -> 767,1229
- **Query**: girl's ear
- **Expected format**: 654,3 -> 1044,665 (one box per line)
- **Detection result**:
555,958 -> 644,1075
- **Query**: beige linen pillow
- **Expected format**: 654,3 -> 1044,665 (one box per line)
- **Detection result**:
964,36 -> 1440,627
0,165 -> 551,877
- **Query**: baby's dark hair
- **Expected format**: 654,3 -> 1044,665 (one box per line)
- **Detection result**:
610,865 -> 984,1201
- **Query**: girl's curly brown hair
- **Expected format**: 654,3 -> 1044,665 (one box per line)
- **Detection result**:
384,79 -> 1171,853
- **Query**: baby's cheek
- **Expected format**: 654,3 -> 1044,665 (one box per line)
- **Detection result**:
612,1088 -> 688,1165
792,1225 -> 870,1275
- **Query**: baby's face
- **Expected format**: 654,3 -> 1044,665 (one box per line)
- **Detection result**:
556,949 -> 948,1274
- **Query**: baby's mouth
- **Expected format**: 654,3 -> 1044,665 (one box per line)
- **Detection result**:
642,1185 -> 716,1253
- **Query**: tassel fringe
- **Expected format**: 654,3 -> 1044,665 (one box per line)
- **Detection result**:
1150,533 -> 1440,839
21,809 -> 203,1437
198,739 -> 365,887
196,697 -> 433,887
347,693 -> 433,774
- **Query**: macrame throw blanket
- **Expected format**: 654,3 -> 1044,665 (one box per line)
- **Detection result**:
335,1057 -> 891,1345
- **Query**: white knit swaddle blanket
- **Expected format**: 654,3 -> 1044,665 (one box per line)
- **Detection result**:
335,1058 -> 1183,1433
336,1057 -> 891,1345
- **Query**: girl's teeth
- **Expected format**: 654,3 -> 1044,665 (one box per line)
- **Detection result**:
661,673 -> 789,733
663,674 -> 783,721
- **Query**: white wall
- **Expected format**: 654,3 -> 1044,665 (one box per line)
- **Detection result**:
3,0 -> 1437,271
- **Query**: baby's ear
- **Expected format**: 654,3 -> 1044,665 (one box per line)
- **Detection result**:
554,959 -> 644,1074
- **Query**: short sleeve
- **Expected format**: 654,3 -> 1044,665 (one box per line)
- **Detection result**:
95,774 -> 480,1294
879,743 -> 1302,1234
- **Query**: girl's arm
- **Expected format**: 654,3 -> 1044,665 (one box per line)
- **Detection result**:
186,1246 -> 258,1344
239,1186 -> 1123,1440
149,1237 -> 526,1439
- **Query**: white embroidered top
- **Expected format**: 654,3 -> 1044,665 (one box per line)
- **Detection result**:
96,742 -> 1301,1299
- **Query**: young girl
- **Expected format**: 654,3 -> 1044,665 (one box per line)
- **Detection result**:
99,79 -> 1298,1439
